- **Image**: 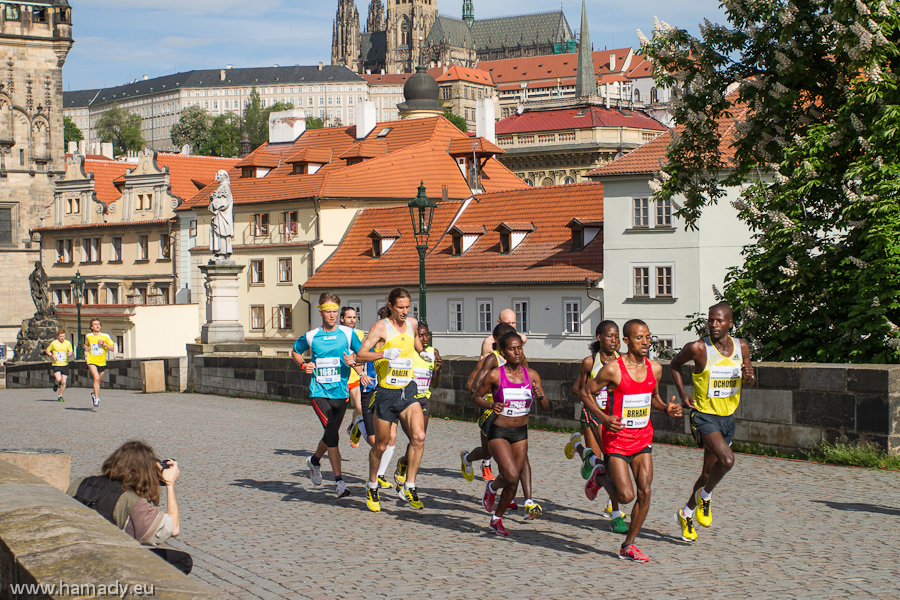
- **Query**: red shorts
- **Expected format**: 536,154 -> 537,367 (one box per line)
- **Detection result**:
349,379 -> 360,391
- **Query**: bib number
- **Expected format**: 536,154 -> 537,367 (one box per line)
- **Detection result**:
314,357 -> 341,384
595,387 -> 608,410
385,357 -> 413,387
708,365 -> 741,398
622,393 -> 651,428
501,386 -> 533,417
53,351 -> 67,362
90,343 -> 103,356
413,366 -> 432,394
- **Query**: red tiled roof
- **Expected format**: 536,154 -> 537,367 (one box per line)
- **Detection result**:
338,140 -> 388,159
449,225 -> 485,235
33,218 -> 173,233
478,48 -> 633,86
436,65 -> 495,86
566,218 -> 603,228
235,152 -> 281,169
495,222 -> 535,232
305,182 -> 604,288
362,73 -> 414,85
286,148 -> 334,164
447,137 -> 504,156
626,55 -> 653,79
495,106 -> 666,135
80,160 -> 130,204
368,228 -> 401,238
156,154 -> 241,201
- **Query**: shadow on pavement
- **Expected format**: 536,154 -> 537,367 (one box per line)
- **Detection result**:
64,407 -> 94,412
811,500 -> 900,516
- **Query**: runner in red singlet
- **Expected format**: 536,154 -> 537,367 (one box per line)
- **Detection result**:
578,319 -> 682,562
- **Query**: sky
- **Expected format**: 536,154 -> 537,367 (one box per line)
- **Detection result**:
63,0 -> 726,91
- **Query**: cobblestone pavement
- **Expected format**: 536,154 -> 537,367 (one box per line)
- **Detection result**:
3,387 -> 900,599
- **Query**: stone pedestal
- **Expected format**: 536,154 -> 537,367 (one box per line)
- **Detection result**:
199,261 -> 246,344
140,360 -> 166,393
0,448 -> 70,492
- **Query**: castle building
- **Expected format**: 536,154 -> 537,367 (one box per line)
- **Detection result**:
0,1 -> 73,358
333,0 -> 574,75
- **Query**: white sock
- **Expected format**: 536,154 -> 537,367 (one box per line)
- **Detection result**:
699,488 -> 712,501
367,480 -> 377,490
377,445 -> 395,477
491,514 -> 500,521
589,455 -> 601,467
355,415 -> 368,439
574,441 -> 584,454
682,505 -> 694,517
611,510 -> 622,520
462,451 -> 471,465
405,482 -> 415,490
482,459 -> 491,467
525,498 -> 533,506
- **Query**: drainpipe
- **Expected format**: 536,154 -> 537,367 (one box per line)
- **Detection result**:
585,277 -> 604,321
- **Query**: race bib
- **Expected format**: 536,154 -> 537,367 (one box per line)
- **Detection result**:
708,365 -> 741,398
385,357 -> 413,386
622,393 -> 651,429
413,366 -> 432,394
53,351 -> 67,362
501,386 -> 533,417
595,387 -> 609,410
90,343 -> 103,356
314,357 -> 342,384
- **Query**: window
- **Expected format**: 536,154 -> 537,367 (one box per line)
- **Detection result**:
564,300 -> 581,334
278,258 -> 292,283
449,301 -> 463,332
111,237 -> 122,261
250,306 -> 265,330
159,233 -> 170,259
136,193 -> 152,211
633,266 -> 650,297
86,287 -> 100,305
66,197 -> 80,214
656,198 -> 672,227
155,284 -> 171,305
478,300 -> 493,333
452,236 -> 462,255
656,266 -> 673,297
56,239 -> 73,263
514,300 -> 529,333
115,335 -> 124,355
252,213 -> 269,236
499,232 -> 510,253
107,286 -> 119,305
279,211 -> 298,237
137,235 -> 149,260
54,288 -> 70,304
137,286 -> 148,304
348,302 -> 363,328
274,305 -> 292,330
189,220 -> 197,238
250,259 -> 264,284
5,5 -> 19,20
572,228 -> 584,250
82,237 -> 101,263
633,198 -> 650,228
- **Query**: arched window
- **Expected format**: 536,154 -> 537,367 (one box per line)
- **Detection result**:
650,87 -> 658,103
401,17 -> 411,47
524,178 -> 534,186
633,89 -> 640,102
541,177 -> 554,186
564,176 -> 575,184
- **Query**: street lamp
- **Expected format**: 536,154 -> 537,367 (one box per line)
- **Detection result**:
408,181 -> 436,326
70,271 -> 86,360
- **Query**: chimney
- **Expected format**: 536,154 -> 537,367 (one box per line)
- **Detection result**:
268,108 -> 307,144
226,64 -> 234,69
355,100 -> 377,139
318,62 -> 323,71
142,75 -> 149,80
610,53 -> 616,72
100,142 -> 114,159
67,141 -> 77,154
475,97 -> 495,145
220,69 -> 226,81
77,140 -> 86,156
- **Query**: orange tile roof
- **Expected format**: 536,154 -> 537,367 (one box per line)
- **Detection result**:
436,65 -> 495,86
447,137 -> 504,156
286,148 -> 334,164
156,154 -> 241,201
235,151 -> 281,169
305,182 -> 603,288
79,160 -> 129,204
338,140 -> 388,159
496,106 -> 666,135
33,218 -> 173,233
478,48 -> 633,86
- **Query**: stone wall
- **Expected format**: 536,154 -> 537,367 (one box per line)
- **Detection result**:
6,357 -> 188,392
186,353 -> 900,455
0,250 -> 41,357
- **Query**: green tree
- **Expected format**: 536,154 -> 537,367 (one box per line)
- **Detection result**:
94,104 -> 145,156
642,1 -> 900,362
170,105 -> 211,153
203,113 -> 242,157
443,109 -> 467,132
63,116 -> 83,145
305,117 -> 324,130
242,87 -> 298,150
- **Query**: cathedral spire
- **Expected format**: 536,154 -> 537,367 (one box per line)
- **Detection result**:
462,0 -> 474,28
366,0 -> 385,33
574,0 -> 594,97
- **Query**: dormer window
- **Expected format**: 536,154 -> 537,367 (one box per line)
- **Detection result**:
565,218 -> 602,251
449,225 -> 485,256
242,167 -> 254,178
368,229 -> 401,258
494,222 -> 534,254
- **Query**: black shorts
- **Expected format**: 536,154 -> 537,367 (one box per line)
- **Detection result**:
415,394 -> 430,416
361,389 -> 375,436
52,366 -> 70,376
487,423 -> 528,444
311,396 -> 349,447
370,382 -> 419,424
690,410 -> 735,447
605,445 -> 652,466
580,402 -> 603,429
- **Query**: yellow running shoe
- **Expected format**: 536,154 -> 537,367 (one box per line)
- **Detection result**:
348,419 -> 362,448
400,485 -> 424,509
394,460 -> 408,487
524,500 -> 542,520
460,449 -> 474,482
604,499 -> 627,519
376,475 -> 392,489
564,432 -> 581,460
675,509 -> 697,542
695,490 -> 712,527
366,486 -> 381,512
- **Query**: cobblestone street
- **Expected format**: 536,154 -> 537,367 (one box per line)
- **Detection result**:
3,388 -> 899,599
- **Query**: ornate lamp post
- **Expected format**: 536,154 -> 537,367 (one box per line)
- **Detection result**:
408,181 -> 436,326
70,271 -> 86,360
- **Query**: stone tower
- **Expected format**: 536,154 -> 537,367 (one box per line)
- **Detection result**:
0,1 -> 73,357
462,0 -> 474,28
331,0 -> 361,72
574,0 -> 595,97
366,0 -> 385,33
385,0 -> 438,74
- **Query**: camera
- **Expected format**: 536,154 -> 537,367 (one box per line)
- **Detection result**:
158,459 -> 173,469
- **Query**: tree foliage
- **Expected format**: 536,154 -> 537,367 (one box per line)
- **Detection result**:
170,105 -> 211,152
443,109 -> 468,132
243,86 -> 297,150
94,104 -> 145,156
169,106 -> 241,157
63,116 -> 83,145
305,117 -> 324,130
205,113 -> 242,157
642,0 -> 900,363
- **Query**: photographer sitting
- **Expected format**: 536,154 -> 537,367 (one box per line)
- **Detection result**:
68,440 -> 192,574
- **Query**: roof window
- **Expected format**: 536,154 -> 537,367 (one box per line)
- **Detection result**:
377,128 -> 391,138
368,229 -> 401,258
565,218 -> 602,250
494,222 -> 534,254
449,226 -> 485,256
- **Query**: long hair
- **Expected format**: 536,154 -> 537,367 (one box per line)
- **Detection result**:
382,287 -> 411,315
101,441 -> 161,505
589,320 -> 619,354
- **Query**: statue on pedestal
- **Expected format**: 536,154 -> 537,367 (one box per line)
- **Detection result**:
209,170 -> 234,261
11,262 -> 59,362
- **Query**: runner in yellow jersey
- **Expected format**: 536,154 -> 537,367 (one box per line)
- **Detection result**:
84,318 -> 115,409
356,288 -> 426,512
341,306 -> 369,448
670,303 -> 755,542
45,328 -> 74,402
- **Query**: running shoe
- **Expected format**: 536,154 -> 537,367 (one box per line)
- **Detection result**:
91,393 -> 100,408
481,464 -> 494,481
524,500 -> 542,520
507,501 -> 518,510
610,516 -> 629,534
585,464 -> 606,501
580,449 -> 595,479
564,432 -> 581,459
619,544 -> 649,562
400,486 -> 424,509
366,486 -> 381,512
482,481 -> 496,513
676,509 -> 697,542
306,456 -> 323,485
336,480 -> 350,498
695,489 -> 712,527
460,450 -> 474,482
376,475 -> 392,489
603,499 -> 628,519
58,396 -> 64,403
348,420 -> 361,448
53,382 -> 58,392
489,517 -> 509,536
394,461 -> 408,487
